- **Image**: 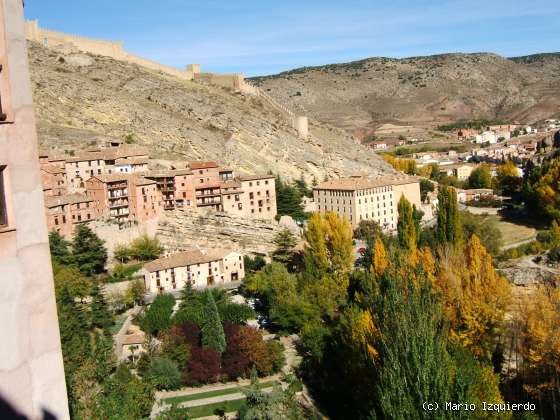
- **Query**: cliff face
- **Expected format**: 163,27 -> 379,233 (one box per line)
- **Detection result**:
251,53 -> 560,138
28,42 -> 393,180
157,210 -> 300,255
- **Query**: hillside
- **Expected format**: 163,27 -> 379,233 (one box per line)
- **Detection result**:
28,42 -> 392,180
251,52 -> 560,139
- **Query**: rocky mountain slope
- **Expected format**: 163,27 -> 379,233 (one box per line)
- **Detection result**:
28,42 -> 392,180
251,53 -> 560,138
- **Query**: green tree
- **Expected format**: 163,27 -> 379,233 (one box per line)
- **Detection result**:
468,164 -> 492,189
113,244 -> 132,263
420,178 -> 435,202
57,286 -> 91,382
437,186 -> 462,246
91,330 -> 115,381
140,294 -> 175,336
52,261 -> 91,301
90,284 -> 113,331
124,279 -> 146,307
129,235 -> 164,261
397,196 -> 417,251
95,364 -> 155,420
49,230 -> 72,265
272,228 -> 298,264
372,274 -> 453,419
294,173 -> 312,198
146,357 -> 182,390
201,291 -> 226,354
275,176 -> 306,222
71,224 -> 108,276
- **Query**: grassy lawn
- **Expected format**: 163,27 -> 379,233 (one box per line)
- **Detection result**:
489,215 -> 537,247
164,380 -> 277,405
109,314 -> 127,335
106,263 -> 143,283
175,399 -> 247,418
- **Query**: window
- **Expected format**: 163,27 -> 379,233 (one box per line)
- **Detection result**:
0,166 -> 7,227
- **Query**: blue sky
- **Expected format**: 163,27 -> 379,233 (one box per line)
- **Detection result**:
24,0 -> 560,76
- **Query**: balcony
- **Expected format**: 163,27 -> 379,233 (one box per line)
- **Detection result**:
196,197 -> 222,206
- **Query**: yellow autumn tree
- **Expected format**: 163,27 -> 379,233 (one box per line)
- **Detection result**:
371,237 -> 388,277
519,285 -> 560,416
436,235 -> 511,358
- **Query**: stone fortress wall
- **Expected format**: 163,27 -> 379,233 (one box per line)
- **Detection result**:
25,20 -> 308,138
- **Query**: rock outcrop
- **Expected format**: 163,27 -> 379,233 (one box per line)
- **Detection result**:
157,210 -> 301,255
498,256 -> 560,286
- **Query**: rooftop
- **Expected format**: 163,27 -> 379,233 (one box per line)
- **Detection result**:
315,174 -> 419,191
189,161 -> 218,170
237,174 -> 275,182
144,249 -> 234,272
41,164 -> 65,175
44,193 -> 93,208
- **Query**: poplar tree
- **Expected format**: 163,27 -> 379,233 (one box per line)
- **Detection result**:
303,212 -> 329,278
437,186 -> 462,246
397,196 -> 417,251
201,290 -> 226,354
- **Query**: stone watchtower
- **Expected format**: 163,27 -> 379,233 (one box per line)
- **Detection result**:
0,0 -> 69,418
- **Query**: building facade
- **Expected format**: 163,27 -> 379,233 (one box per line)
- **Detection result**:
86,174 -> 159,225
45,193 -> 95,237
143,249 -> 245,293
313,174 -> 421,230
0,1 -> 69,417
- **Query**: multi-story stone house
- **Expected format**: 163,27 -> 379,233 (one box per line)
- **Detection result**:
313,174 -> 421,230
143,249 -> 245,293
190,161 -> 223,211
86,174 -> 159,225
220,175 -> 276,220
144,169 -> 194,210
64,145 -> 149,190
0,1 -> 69,415
44,193 -> 95,237
41,164 -> 67,196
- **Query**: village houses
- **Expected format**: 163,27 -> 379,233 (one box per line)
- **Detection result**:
143,249 -> 245,293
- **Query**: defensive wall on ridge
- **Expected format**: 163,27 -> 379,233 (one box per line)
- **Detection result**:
25,20 -> 308,138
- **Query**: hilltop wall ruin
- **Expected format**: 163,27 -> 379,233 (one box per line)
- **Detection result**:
25,20 -> 308,138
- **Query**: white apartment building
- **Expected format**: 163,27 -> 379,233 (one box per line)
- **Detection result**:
313,174 -> 421,230
143,249 -> 245,293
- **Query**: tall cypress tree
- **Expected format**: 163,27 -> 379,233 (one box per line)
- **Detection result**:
201,290 -> 226,354
49,230 -> 72,265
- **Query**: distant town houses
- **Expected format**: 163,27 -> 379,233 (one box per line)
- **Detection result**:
143,249 -> 245,293
39,145 -> 278,237
313,173 -> 421,231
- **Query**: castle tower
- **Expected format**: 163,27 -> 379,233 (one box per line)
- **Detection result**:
0,1 -> 69,418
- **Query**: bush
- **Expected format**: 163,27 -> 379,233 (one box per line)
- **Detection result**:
218,303 -> 256,325
159,326 -> 191,370
548,247 -> 560,263
244,255 -> 266,273
266,340 -> 286,374
185,346 -> 221,385
147,357 -> 182,390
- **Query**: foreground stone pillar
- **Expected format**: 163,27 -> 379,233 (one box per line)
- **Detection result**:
0,0 -> 69,418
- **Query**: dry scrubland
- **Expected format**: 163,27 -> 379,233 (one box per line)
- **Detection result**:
252,53 -> 560,138
28,42 -> 393,181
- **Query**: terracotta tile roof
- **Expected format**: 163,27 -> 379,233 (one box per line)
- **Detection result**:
145,169 -> 193,178
315,174 -> 419,191
91,173 -> 130,183
144,249 -> 234,273
65,146 -> 149,163
115,157 -> 149,165
189,161 -> 219,170
41,165 -> 66,175
44,193 -> 93,208
121,333 -> 145,346
221,180 -> 242,189
237,174 -> 275,182
132,177 -> 156,186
